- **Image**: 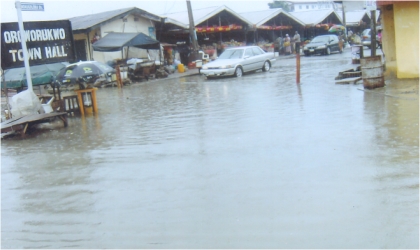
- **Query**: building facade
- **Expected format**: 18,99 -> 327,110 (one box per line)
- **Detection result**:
287,1 -> 337,12
377,0 -> 419,79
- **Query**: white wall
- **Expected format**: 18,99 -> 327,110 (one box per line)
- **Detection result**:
92,14 -> 157,63
292,1 -> 334,12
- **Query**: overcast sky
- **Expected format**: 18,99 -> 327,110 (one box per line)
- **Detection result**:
1,0 -> 274,23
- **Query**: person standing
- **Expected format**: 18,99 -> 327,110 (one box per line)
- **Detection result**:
293,31 -> 301,54
284,34 -> 291,55
338,31 -> 344,51
347,29 -> 353,44
279,36 -> 284,55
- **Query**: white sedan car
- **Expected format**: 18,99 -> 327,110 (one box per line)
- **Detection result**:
200,46 -> 276,78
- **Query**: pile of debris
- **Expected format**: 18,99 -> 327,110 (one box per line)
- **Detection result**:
335,66 -> 362,84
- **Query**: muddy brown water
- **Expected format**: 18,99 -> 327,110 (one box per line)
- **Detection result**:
2,51 -> 418,248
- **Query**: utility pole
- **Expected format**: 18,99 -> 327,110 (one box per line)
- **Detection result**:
186,0 -> 198,53
15,0 -> 33,92
370,10 -> 377,56
342,1 -> 347,43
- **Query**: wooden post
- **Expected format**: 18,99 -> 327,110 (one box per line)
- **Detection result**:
370,10 -> 377,56
296,53 -> 300,84
115,65 -> 122,88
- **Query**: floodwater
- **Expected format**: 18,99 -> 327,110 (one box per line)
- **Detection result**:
2,51 -> 419,248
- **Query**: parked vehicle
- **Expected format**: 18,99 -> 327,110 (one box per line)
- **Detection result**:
303,35 -> 342,56
361,29 -> 380,48
200,46 -> 276,78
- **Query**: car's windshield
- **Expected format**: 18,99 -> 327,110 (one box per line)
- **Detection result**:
311,36 -> 330,43
218,49 -> 244,59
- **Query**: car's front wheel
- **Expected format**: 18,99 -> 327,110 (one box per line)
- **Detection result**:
262,61 -> 271,72
234,66 -> 243,77
326,47 -> 331,55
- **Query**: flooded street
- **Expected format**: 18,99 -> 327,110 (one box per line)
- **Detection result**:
2,51 -> 419,248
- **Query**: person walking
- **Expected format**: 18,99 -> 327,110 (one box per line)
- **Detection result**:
293,31 -> 301,54
284,34 -> 291,55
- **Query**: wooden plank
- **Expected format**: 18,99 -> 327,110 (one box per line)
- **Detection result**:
1,112 -> 67,133
335,77 -> 362,84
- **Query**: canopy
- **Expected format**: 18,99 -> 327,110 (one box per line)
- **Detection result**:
92,32 -> 160,52
2,62 -> 68,89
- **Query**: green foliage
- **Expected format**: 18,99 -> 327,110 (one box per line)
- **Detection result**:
268,1 -> 291,12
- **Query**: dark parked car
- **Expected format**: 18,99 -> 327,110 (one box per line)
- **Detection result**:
303,35 -> 342,56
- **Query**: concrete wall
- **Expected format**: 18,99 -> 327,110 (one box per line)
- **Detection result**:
393,1 -> 419,78
380,4 -> 397,78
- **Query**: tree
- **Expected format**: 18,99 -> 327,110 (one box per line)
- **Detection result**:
268,1 -> 291,12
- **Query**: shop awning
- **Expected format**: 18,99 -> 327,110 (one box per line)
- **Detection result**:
92,32 -> 160,52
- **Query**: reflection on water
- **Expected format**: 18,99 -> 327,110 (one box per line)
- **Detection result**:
2,60 -> 418,248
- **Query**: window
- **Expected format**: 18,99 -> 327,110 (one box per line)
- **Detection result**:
252,47 -> 263,56
245,48 -> 253,57
299,5 -> 302,9
306,5 -> 309,9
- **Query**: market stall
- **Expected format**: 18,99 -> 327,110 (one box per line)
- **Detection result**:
239,9 -> 305,53
92,32 -> 162,81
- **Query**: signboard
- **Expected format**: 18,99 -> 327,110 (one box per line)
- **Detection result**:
20,2 -> 44,11
1,20 -> 75,70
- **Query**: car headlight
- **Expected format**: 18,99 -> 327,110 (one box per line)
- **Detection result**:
202,66 -> 208,70
317,45 -> 326,49
220,65 -> 233,69
304,46 -> 308,50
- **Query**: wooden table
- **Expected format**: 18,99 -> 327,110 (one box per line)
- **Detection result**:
74,88 -> 98,116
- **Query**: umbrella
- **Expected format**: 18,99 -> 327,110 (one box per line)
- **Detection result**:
55,61 -> 115,88
2,62 -> 68,89
328,25 -> 345,33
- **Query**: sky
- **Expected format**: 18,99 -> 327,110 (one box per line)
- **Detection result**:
0,0 -> 274,23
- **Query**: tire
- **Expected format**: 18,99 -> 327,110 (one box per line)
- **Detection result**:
262,61 -> 271,72
326,47 -> 331,55
304,52 -> 310,56
234,66 -> 243,77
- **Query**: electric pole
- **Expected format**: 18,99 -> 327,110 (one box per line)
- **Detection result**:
186,0 -> 199,53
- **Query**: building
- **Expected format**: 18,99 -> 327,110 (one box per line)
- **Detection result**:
69,7 -> 162,64
336,10 -> 372,33
377,0 -> 419,79
239,8 -> 305,46
289,9 -> 343,39
342,1 -> 376,11
286,1 -> 338,12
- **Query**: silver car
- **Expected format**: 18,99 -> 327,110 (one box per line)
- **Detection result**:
200,46 -> 276,78
361,29 -> 380,48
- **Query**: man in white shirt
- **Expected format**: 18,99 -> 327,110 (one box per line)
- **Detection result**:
293,31 -> 301,54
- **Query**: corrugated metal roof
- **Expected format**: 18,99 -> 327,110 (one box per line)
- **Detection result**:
162,5 -> 253,29
337,9 -> 380,26
289,9 -> 341,25
239,8 -> 305,27
336,10 -> 370,26
69,7 -> 161,33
